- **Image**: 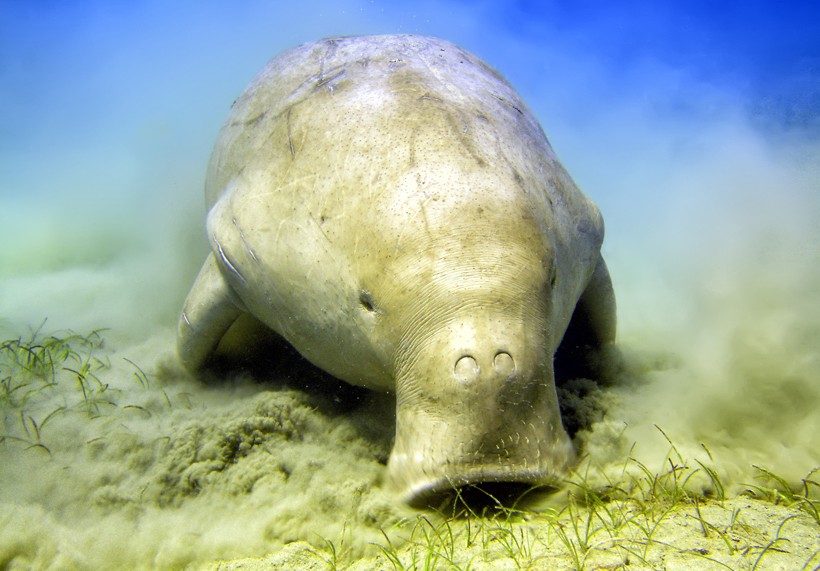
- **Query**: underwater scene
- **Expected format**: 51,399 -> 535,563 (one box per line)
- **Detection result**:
1,1 -> 819,569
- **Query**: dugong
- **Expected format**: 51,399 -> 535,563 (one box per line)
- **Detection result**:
178,34 -> 616,505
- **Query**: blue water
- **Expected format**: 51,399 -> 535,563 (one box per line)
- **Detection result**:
1,2 -> 818,568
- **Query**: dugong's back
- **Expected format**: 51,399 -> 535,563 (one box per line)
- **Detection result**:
206,35 -> 594,225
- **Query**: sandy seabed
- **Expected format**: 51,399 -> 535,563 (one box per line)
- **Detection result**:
0,321 -> 817,570
216,499 -> 820,570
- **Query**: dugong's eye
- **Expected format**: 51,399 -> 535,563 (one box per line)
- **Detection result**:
359,290 -> 378,313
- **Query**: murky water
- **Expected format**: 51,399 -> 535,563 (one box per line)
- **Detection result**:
1,2 -> 818,568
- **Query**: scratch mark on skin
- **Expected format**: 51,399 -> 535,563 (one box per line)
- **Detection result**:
340,140 -> 356,180
232,217 -> 258,263
414,51 -> 449,93
309,212 -> 333,246
414,52 -> 484,166
231,111 -> 267,128
278,65 -> 347,119
214,238 -> 247,285
250,174 -> 321,206
314,66 -> 346,91
492,93 -> 524,115
181,312 -> 191,328
415,179 -> 435,242
274,219 -> 290,244
269,48 -> 348,158
287,107 -> 295,159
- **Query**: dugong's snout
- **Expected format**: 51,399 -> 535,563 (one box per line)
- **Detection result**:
387,317 -> 576,506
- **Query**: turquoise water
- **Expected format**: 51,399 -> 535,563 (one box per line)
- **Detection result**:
1,2 -> 818,568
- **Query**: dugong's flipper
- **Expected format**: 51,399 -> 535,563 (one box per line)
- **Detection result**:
556,255 -> 617,379
577,255 -> 617,347
177,253 -> 243,371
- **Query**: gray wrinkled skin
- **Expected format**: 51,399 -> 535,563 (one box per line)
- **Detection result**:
178,35 -> 616,504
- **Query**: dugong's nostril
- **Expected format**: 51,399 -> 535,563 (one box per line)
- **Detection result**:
454,355 -> 479,381
494,351 -> 515,376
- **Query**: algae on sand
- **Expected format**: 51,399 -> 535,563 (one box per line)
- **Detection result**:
0,326 -> 407,569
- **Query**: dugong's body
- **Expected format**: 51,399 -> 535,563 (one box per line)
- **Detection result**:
178,34 -> 615,504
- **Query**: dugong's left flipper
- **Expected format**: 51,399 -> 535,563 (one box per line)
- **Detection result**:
177,253 -> 244,371
577,254 -> 617,347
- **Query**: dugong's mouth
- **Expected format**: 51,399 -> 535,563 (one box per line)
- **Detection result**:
388,393 -> 577,506
397,465 -> 565,508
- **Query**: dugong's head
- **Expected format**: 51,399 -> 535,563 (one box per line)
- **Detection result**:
350,171 -> 580,505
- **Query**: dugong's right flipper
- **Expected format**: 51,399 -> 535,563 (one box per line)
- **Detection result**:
177,253 -> 244,371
